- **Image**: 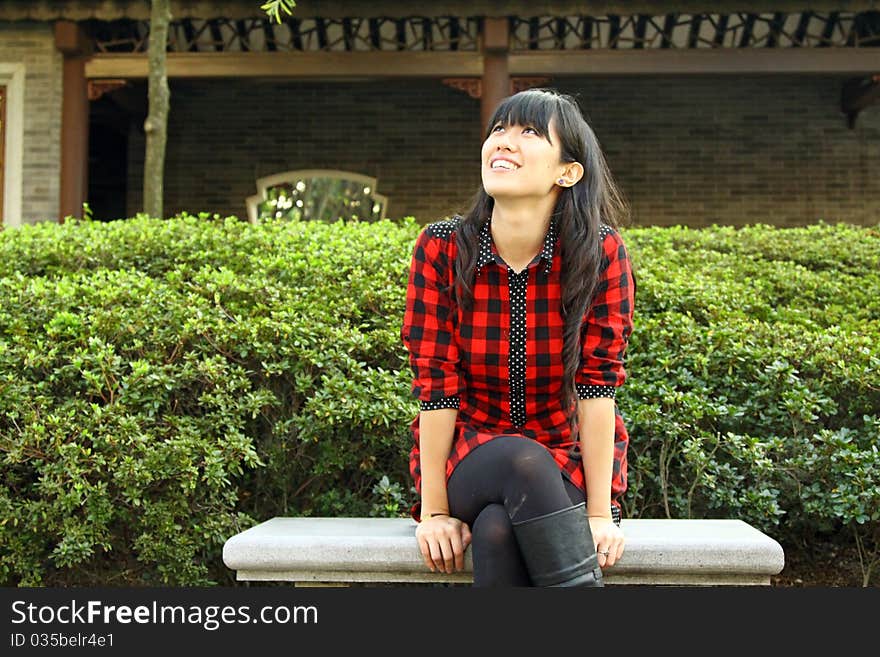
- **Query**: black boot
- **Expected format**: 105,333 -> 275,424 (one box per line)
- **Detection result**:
512,502 -> 604,587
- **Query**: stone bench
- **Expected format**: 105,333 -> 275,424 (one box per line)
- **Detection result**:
223,517 -> 785,586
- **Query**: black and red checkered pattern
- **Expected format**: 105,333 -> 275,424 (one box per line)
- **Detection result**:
401,215 -> 635,521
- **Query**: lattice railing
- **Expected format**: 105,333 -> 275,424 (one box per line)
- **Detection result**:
84,12 -> 880,54
510,12 -> 880,50
85,16 -> 481,53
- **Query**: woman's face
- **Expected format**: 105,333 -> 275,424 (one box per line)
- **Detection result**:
480,117 -> 566,202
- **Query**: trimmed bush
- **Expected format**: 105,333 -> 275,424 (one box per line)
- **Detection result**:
0,215 -> 877,585
0,214 -> 418,585
620,223 -> 879,585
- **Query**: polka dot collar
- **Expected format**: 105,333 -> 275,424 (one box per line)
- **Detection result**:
477,216 -> 558,277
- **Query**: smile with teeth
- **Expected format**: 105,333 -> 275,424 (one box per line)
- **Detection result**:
491,160 -> 520,171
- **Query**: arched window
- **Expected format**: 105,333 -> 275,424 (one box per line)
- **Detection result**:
246,170 -> 388,223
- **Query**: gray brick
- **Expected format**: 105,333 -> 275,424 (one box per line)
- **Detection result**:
1,22 -> 61,225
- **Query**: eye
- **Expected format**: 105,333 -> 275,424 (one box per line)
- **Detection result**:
491,124 -> 505,133
522,126 -> 538,135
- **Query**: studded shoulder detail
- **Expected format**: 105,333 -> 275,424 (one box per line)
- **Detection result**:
425,215 -> 462,241
598,224 -> 615,241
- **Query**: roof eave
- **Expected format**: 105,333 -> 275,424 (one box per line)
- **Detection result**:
1,1 -> 878,22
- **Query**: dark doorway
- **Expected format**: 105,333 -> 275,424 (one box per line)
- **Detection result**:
88,93 -> 129,222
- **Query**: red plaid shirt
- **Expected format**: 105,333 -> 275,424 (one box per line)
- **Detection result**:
401,215 -> 635,522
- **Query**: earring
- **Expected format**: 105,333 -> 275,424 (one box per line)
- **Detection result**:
558,179 -> 565,186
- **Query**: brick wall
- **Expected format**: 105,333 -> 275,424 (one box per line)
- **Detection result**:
126,78 -> 482,223
566,74 -> 879,228
0,22 -> 61,225
124,74 -> 879,227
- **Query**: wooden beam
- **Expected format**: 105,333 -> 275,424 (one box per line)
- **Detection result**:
483,16 -> 510,52
86,48 -> 880,80
85,51 -> 483,79
509,49 -> 880,76
482,53 -> 510,131
59,56 -> 89,222
53,20 -> 92,56
481,17 -> 510,132
57,21 -> 90,223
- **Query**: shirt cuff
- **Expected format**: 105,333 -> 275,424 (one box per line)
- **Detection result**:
420,396 -> 460,411
576,384 -> 617,400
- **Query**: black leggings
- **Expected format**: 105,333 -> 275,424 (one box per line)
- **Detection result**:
446,435 -> 586,587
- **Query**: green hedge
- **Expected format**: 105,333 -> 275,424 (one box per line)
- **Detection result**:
0,215 -> 877,586
619,224 -> 879,586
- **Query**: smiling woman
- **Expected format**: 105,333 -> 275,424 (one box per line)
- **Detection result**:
481,115 -> 585,273
401,88 -> 635,587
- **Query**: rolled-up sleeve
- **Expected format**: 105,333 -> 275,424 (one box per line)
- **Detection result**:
576,229 -> 635,400
401,226 -> 462,410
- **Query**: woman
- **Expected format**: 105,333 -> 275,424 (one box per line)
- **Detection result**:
401,88 -> 636,587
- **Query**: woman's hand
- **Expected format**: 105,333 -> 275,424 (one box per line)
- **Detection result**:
415,515 -> 472,573
589,516 -> 625,569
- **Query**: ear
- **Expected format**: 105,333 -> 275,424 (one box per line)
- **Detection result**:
557,162 -> 584,187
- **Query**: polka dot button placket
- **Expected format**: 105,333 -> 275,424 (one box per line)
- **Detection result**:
507,266 -> 529,427
475,215 -> 558,428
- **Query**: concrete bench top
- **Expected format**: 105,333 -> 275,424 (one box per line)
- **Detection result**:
223,517 -> 786,586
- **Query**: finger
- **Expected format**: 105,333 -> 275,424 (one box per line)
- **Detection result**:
596,545 -> 609,568
439,536 -> 456,574
450,533 -> 465,572
604,538 -> 624,568
428,541 -> 445,573
417,535 -> 435,572
461,523 -> 472,550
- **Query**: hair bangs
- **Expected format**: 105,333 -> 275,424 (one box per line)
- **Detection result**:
486,89 -> 557,142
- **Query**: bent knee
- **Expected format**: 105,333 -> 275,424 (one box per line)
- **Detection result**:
473,505 -> 515,549
505,439 -> 558,484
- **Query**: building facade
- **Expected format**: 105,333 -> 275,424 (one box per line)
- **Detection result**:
0,1 -> 878,227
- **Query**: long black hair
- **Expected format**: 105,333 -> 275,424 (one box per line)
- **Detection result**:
453,88 -> 630,436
